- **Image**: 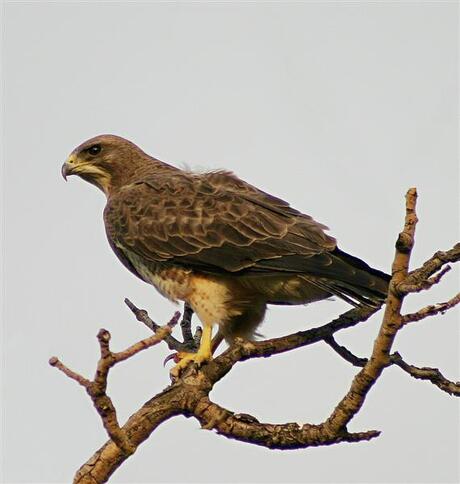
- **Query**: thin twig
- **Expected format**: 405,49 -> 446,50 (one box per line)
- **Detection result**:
50,323 -> 172,460
392,353 -> 460,396
397,244 -> 460,295
125,298 -> 200,353
323,339 -> 460,397
397,265 -> 452,294
114,326 -> 174,363
324,336 -> 367,367
401,292 -> 460,324
49,357 -> 91,388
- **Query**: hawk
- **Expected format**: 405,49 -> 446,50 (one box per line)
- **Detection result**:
62,134 -> 389,375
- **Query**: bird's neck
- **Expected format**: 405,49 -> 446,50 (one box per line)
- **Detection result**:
105,155 -> 180,196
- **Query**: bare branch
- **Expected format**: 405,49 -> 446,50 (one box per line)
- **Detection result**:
397,244 -> 460,295
324,336 -> 367,367
401,292 -> 460,324
74,385 -> 183,484
50,188 -> 459,483
323,188 -> 418,434
49,357 -> 91,389
322,339 -> 460,398
124,297 -> 159,332
50,323 -> 172,465
125,298 -> 201,353
68,304 -> 382,483
192,305 -> 380,386
191,396 -> 380,449
397,265 -> 452,294
392,353 -> 460,396
114,324 -> 174,363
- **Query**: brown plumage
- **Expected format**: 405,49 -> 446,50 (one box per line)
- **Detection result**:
62,134 -> 389,372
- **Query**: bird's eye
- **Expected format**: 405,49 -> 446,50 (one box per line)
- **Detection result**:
87,145 -> 101,156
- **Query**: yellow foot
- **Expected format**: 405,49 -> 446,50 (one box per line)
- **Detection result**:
170,351 -> 212,378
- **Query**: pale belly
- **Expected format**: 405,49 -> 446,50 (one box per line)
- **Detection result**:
119,247 -> 328,336
123,248 -> 239,326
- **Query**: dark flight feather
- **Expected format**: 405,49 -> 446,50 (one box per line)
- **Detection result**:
104,169 -> 389,306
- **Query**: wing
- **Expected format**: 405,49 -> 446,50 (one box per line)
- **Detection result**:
103,170 -> 337,274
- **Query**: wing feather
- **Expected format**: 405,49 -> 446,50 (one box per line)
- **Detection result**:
104,171 -> 336,273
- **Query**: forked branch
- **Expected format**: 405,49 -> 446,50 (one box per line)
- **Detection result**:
324,336 -> 460,396
50,188 -> 460,484
50,321 -> 174,458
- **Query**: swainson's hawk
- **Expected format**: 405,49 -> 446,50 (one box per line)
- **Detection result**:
62,134 -> 389,374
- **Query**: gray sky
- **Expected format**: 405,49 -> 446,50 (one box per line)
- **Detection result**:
2,2 -> 459,483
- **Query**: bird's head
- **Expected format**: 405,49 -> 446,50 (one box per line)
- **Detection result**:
61,134 -> 147,194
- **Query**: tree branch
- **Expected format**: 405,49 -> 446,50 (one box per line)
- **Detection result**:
50,323 -> 173,462
191,396 -> 380,449
50,188 -> 459,483
73,385 -> 183,484
391,353 -> 460,396
125,298 -> 201,353
323,337 -> 460,397
396,244 -> 460,295
401,292 -> 460,324
323,188 -> 419,434
324,335 -> 368,367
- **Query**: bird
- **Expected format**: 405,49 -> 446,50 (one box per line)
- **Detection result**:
61,134 -> 389,375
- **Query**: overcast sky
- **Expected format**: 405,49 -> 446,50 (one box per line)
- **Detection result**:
2,2 -> 459,483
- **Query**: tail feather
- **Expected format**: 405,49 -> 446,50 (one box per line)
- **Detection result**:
330,247 -> 390,305
254,247 -> 390,307
303,275 -> 387,308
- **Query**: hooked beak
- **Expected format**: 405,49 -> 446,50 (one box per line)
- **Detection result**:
61,154 -> 77,181
61,162 -> 72,181
60,154 -> 110,194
